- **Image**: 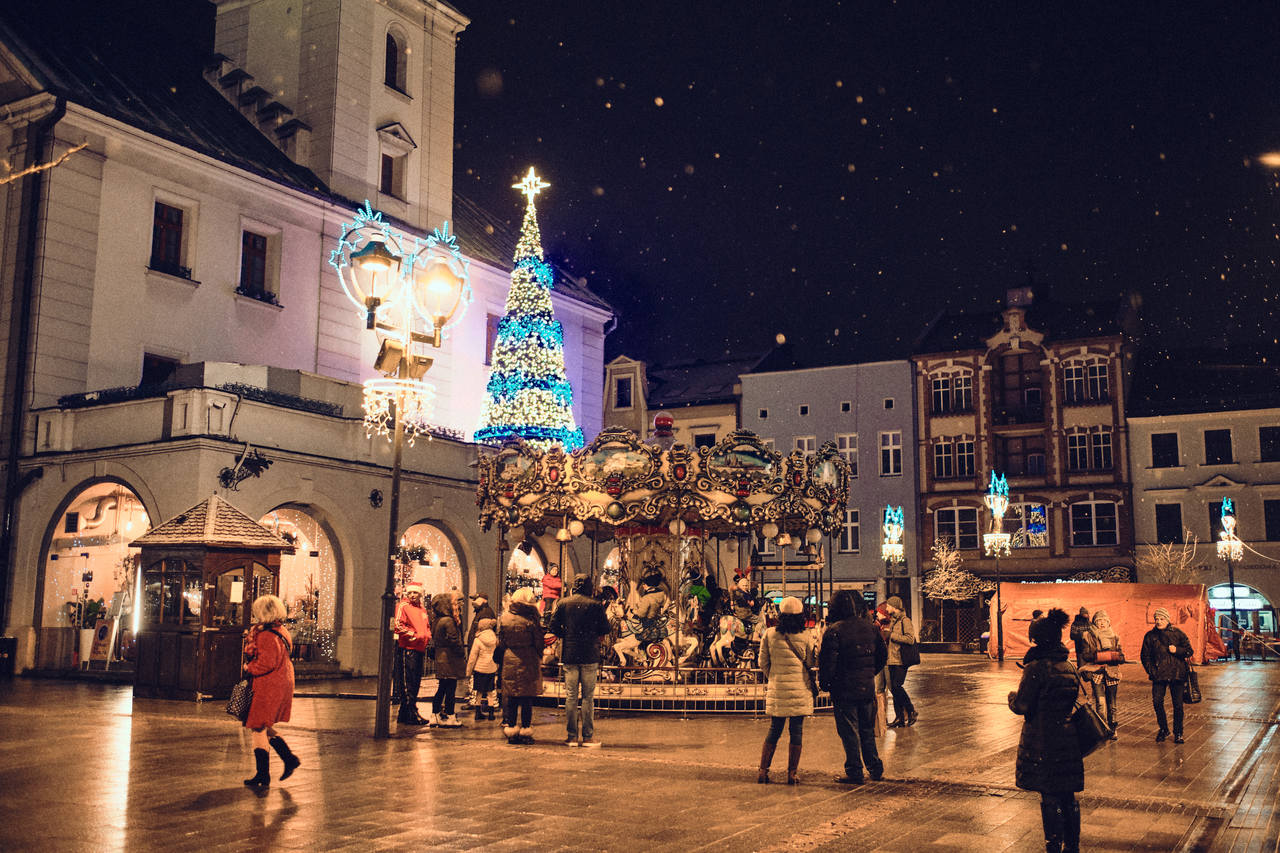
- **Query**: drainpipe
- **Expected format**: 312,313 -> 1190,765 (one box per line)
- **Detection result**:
0,96 -> 65,634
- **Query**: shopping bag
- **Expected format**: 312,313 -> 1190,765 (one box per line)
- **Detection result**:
1183,668 -> 1202,704
1071,701 -> 1112,757
874,693 -> 888,738
225,677 -> 254,722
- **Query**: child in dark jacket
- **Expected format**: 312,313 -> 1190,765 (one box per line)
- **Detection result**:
429,592 -> 466,728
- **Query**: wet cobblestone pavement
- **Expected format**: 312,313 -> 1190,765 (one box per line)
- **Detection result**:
2,655 -> 1276,851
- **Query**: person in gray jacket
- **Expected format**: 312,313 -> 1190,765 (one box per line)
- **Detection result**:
548,576 -> 611,746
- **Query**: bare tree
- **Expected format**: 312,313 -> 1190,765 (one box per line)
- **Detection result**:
921,538 -> 995,601
1135,530 -> 1205,585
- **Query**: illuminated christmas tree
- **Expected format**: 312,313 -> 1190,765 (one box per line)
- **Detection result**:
474,169 -> 584,450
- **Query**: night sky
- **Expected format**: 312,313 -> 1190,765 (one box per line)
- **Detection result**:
451,3 -> 1280,366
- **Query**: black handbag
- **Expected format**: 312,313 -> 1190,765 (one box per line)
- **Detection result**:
1071,677 -> 1113,757
898,641 -> 921,668
225,677 -> 253,722
1183,666 -> 1202,704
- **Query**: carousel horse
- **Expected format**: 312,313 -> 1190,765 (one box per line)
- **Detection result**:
710,613 -> 747,667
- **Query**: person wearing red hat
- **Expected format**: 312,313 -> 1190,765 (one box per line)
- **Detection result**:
394,583 -> 431,725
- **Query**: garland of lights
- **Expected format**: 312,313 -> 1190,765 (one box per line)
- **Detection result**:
474,168 -> 585,451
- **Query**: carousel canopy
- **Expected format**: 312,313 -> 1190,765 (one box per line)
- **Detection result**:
476,427 -> 849,538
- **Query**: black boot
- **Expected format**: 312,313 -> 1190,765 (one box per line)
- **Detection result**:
475,705 -> 485,721
1063,798 -> 1080,853
244,748 -> 270,789
268,736 -> 301,781
1040,800 -> 1064,853
486,706 -> 495,720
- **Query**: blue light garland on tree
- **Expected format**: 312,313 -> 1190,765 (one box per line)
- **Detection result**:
474,168 -> 585,450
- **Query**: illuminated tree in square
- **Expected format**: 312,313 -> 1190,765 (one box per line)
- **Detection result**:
474,168 -> 584,450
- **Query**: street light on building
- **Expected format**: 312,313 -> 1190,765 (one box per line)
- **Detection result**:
1216,497 -> 1244,661
882,505 -> 906,600
983,471 -> 1012,663
331,203 -> 471,738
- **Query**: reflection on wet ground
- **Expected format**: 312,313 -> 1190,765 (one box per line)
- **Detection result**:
1,655 -> 1275,851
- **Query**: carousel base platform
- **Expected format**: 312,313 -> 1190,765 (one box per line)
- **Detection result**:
540,667 -> 833,714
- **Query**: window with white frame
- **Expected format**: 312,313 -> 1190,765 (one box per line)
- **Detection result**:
934,438 -> 975,480
1009,503 -> 1048,548
795,436 -> 817,453
836,433 -> 857,477
879,431 -> 902,476
377,124 -> 415,200
936,507 -> 979,550
1063,358 -> 1110,404
755,530 -> 775,557
1067,429 -> 1113,471
956,440 -> 975,478
237,223 -> 281,305
931,369 -> 973,413
839,508 -> 860,553
1071,501 -> 1118,546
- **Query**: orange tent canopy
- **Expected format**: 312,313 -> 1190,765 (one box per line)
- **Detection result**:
989,582 -> 1224,665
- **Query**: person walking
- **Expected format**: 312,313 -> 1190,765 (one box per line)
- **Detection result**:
467,617 -> 499,721
1080,609 -> 1123,738
1140,606 -> 1193,743
819,590 -> 887,784
499,587 -> 544,744
548,576 -> 611,746
884,596 -> 918,727
1069,607 -> 1092,666
241,594 -> 300,789
393,583 -> 431,725
756,596 -> 816,785
1008,608 -> 1083,853
429,592 -> 466,728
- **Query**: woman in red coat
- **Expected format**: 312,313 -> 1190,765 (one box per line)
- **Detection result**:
241,594 -> 300,789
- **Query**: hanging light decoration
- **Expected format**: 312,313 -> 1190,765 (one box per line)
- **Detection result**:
881,505 -> 905,565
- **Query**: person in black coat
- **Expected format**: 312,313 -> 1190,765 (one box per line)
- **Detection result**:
466,593 -> 498,648
1139,606 -> 1193,743
819,590 -> 888,784
1069,607 -> 1091,666
548,576 -> 611,746
1009,608 -> 1084,853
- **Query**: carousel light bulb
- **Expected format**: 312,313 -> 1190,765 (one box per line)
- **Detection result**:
568,519 -> 585,537
805,528 -> 823,544
761,522 -> 779,540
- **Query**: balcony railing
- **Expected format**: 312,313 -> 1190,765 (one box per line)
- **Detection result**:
148,257 -> 192,280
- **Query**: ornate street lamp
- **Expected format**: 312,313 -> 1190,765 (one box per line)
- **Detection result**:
1216,498 -> 1244,661
882,505 -> 906,600
983,471 -> 1011,662
331,203 -> 471,738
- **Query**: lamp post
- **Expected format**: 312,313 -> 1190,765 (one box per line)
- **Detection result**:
983,472 -> 1011,663
882,505 -> 906,602
331,204 -> 471,738
1217,497 -> 1243,661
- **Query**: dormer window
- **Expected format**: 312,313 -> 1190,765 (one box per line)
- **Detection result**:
384,30 -> 408,94
377,123 -> 416,201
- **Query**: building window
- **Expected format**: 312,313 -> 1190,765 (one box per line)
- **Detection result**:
836,433 -> 857,477
1071,501 -> 1118,546
384,31 -> 408,93
840,401 -> 851,413
798,404 -> 809,416
932,376 -> 950,414
141,352 -> 179,387
759,408 -> 768,419
485,313 -> 501,365
756,531 -> 775,557
931,370 -> 973,414
1151,432 -> 1180,468
1204,429 -> 1233,465
380,153 -> 407,198
150,201 -> 190,278
1155,504 -> 1184,544
995,351 -> 1044,422
1066,430 -> 1113,472
936,507 -> 979,550
998,434 -> 1047,476
236,230 -> 279,304
1063,359 -> 1110,405
614,376 -> 632,410
839,509 -> 860,553
693,433 -> 716,449
1260,427 -> 1280,463
1009,503 -> 1048,548
883,398 -> 894,409
933,441 -> 953,479
795,436 -> 816,453
1265,499 -> 1280,541
956,440 -> 975,478
879,431 -> 902,476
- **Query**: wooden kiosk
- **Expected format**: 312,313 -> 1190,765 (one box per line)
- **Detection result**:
131,495 -> 293,700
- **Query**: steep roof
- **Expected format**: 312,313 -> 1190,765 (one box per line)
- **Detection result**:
0,0 -> 328,197
643,354 -> 768,408
130,495 -> 295,552
914,298 -> 1129,355
1128,346 -> 1280,417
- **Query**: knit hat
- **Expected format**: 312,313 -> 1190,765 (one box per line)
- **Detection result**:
1091,609 -> 1110,626
1029,608 -> 1069,645
1078,606 -> 1089,617
571,576 -> 593,596
1153,607 -> 1170,622
469,593 -> 488,603
885,595 -> 904,611
779,596 -> 803,615
477,618 -> 497,632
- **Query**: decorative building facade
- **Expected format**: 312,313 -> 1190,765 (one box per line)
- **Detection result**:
602,354 -> 762,447
0,0 -> 610,676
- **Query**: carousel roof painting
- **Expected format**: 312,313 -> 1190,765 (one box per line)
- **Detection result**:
130,495 -> 295,552
477,427 -> 849,535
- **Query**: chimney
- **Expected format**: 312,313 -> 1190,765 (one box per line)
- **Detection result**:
1006,286 -> 1034,307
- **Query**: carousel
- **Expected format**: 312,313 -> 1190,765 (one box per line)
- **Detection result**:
476,422 -> 850,712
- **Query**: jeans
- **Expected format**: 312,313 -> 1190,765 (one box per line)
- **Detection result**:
400,649 -> 423,714
1152,680 -> 1184,736
833,697 -> 882,780
764,715 -> 804,746
888,664 -> 914,717
1089,676 -> 1118,728
563,663 -> 599,740
432,677 -> 457,717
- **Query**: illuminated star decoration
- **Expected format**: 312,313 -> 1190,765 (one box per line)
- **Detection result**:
512,167 -> 550,203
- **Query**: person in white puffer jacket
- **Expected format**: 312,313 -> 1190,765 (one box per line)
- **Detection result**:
466,617 -> 499,721
756,596 -> 817,785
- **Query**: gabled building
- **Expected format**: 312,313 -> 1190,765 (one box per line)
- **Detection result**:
603,353 -> 762,446
911,287 -> 1138,641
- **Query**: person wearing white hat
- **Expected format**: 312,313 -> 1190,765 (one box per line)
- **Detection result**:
756,595 -> 816,784
1140,606 -> 1193,743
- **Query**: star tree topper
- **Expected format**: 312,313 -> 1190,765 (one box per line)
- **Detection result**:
512,167 -> 549,203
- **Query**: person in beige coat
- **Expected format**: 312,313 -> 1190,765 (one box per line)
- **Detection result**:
885,595 -> 918,727
756,596 -> 816,784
